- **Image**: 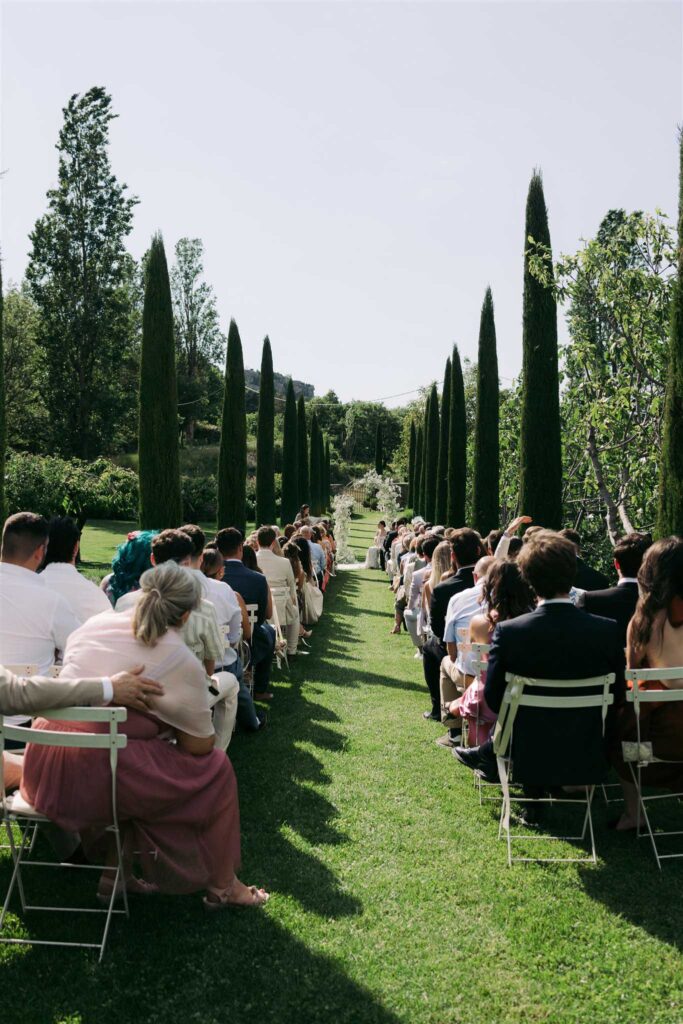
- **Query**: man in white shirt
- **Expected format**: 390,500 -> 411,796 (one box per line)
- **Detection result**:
180,525 -> 243,649
436,555 -> 495,748
255,525 -> 301,656
40,516 -> 112,623
299,526 -> 326,587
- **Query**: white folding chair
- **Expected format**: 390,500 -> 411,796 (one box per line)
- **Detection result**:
623,667 -> 683,869
269,586 -> 292,669
404,609 -> 422,656
494,672 -> 615,866
0,706 -> 128,961
242,604 -> 259,695
463,643 -> 501,804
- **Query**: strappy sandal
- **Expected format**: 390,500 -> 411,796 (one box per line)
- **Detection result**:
97,875 -> 159,903
202,885 -> 270,911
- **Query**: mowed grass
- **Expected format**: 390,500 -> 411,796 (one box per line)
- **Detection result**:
2,514 -> 683,1023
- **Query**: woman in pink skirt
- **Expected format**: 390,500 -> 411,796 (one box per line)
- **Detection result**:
21,561 -> 268,910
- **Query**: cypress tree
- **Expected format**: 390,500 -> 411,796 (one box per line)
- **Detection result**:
519,171 -> 562,528
0,261 -> 5,521
374,422 -> 384,475
435,356 -> 452,524
281,378 -> 299,526
255,336 -> 276,525
420,393 -> 430,517
318,431 -> 327,512
447,345 -> 467,526
658,133 -> 683,537
217,319 -> 247,532
425,384 -> 440,523
407,420 -> 416,510
297,395 -> 309,508
309,412 -> 321,515
138,233 -> 182,529
324,438 -> 331,512
414,423 -> 424,516
472,288 -> 500,534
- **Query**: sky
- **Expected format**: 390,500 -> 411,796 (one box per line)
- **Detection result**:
1,0 -> 682,405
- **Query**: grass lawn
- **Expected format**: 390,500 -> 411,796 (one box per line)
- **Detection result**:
3,513 -> 683,1023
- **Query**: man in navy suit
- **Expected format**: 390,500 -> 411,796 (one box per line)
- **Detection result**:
216,528 -> 275,700
576,532 -> 651,650
454,531 -> 625,788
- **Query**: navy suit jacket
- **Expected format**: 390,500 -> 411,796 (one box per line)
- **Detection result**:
577,582 -> 638,652
429,566 -> 476,643
222,560 -> 269,625
484,602 -> 625,785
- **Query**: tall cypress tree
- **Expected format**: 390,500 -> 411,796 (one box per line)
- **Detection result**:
0,261 -> 5,521
318,431 -> 327,512
425,384 -> 440,523
281,378 -> 299,526
519,171 -> 562,528
435,356 -> 452,524
309,412 -> 321,515
297,395 -> 309,508
407,420 -> 416,510
447,345 -> 467,526
324,438 -> 331,512
255,336 -> 276,525
420,393 -> 430,517
472,288 -> 500,534
658,133 -> 683,537
138,233 -> 182,529
217,319 -> 247,532
374,422 -> 384,475
415,423 -> 424,516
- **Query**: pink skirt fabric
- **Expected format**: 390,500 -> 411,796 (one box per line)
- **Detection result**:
458,677 -> 497,747
21,711 -> 241,894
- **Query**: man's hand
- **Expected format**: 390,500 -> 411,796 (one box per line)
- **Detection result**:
110,665 -> 164,712
505,515 -> 532,535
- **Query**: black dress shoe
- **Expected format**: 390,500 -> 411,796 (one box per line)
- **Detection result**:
452,745 -> 482,771
452,745 -> 499,784
423,710 -> 440,721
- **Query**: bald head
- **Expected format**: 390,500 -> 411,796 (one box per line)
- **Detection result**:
473,555 -> 496,582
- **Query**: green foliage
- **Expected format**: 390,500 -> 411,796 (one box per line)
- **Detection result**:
658,137 -> 683,536
520,171 -> 563,529
435,356 -> 451,524
170,237 -> 225,444
1,284 -> 50,452
26,87 -> 139,458
138,234 -> 183,529
256,336 -> 276,525
374,422 -> 384,475
424,384 -> 439,522
281,379 -> 299,525
309,411 -> 322,515
307,391 -> 346,452
472,288 -> 500,534
415,421 -> 424,517
297,394 -> 309,507
5,451 -> 138,523
407,420 -> 416,510
218,320 -> 247,531
342,401 -> 402,464
324,438 -> 331,511
447,346 -> 467,526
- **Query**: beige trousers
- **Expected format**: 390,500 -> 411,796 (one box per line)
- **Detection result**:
209,671 -> 240,750
439,657 -> 466,723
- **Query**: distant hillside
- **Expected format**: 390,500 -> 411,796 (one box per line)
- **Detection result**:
244,369 -> 314,412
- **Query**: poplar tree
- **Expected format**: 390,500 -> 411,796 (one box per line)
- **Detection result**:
255,336 -> 276,525
374,422 -> 384,475
309,411 -> 322,514
281,378 -> 299,525
407,420 -> 416,510
425,384 -> 440,523
0,262 -> 4,520
217,319 -> 247,532
297,395 -> 309,508
138,233 -> 182,529
435,356 -> 452,523
472,288 -> 500,534
415,423 -> 424,516
658,132 -> 683,537
519,171 -> 562,528
447,345 -> 467,526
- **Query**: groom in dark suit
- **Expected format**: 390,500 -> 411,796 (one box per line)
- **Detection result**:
454,531 -> 625,788
576,532 -> 651,650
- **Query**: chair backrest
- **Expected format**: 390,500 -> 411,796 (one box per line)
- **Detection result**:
404,608 -> 421,648
245,603 -> 259,629
471,642 -> 490,681
270,586 -> 290,627
494,672 -> 615,758
5,664 -> 61,679
0,707 -> 128,816
625,668 -> 683,709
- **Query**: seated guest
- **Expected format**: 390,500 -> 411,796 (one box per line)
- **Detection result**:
407,535 -> 439,620
218,528 -> 276,701
283,524 -> 296,542
493,515 -> 533,558
421,529 -> 483,721
298,504 -> 311,524
21,562 -> 268,907
0,513 -> 81,729
445,559 -> 536,747
300,526 -> 326,587
181,524 -> 242,642
577,532 -> 652,649
201,546 -> 264,733
485,529 -> 505,557
371,520 -> 388,570
241,544 -> 260,572
436,555 -> 496,746
454,531 -> 625,789
560,528 -> 610,592
256,525 -> 301,656
421,542 -> 453,626
102,530 -> 157,606
610,538 -> 683,830
40,516 -> 111,622
507,537 -> 524,559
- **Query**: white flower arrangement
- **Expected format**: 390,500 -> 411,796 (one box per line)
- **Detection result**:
332,493 -> 356,563
354,469 -> 402,519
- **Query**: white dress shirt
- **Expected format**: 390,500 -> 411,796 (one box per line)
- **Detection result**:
443,582 -> 486,674
189,569 -> 242,644
41,562 -> 112,624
